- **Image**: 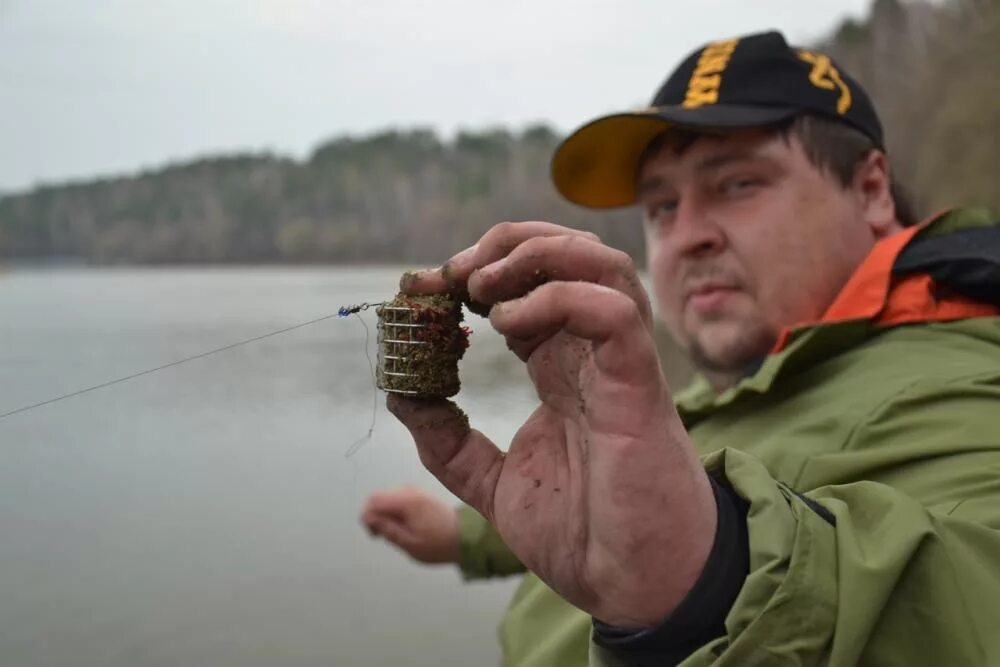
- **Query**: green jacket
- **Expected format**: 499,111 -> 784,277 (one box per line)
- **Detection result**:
457,207 -> 1000,666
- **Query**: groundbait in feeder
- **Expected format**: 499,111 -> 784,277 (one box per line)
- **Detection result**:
376,294 -> 470,399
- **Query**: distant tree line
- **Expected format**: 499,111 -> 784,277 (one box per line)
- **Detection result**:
0,126 -> 637,264
1,0 -> 996,265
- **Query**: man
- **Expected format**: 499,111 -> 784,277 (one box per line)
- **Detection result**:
361,30 -> 1000,665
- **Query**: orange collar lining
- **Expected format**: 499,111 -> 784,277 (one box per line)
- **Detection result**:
770,215 -> 1000,354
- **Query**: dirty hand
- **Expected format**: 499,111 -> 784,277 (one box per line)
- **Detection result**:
388,222 -> 717,628
360,486 -> 461,564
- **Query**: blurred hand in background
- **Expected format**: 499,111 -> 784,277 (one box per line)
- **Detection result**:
361,486 -> 460,565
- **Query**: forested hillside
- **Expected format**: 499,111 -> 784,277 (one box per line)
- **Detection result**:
821,0 -> 999,212
0,127 -> 638,264
1,0 -> 996,264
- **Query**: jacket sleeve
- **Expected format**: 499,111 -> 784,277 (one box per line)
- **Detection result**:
457,504 -> 526,580
591,373 -> 1000,666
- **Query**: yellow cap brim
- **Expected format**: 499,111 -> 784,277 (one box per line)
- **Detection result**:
552,104 -> 799,209
551,113 -> 672,210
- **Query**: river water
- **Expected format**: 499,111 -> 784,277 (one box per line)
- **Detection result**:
0,266 -> 536,667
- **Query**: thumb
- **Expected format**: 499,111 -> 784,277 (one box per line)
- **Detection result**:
387,395 -> 503,522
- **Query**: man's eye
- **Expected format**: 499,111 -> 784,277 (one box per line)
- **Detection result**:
647,200 -> 678,219
720,177 -> 762,196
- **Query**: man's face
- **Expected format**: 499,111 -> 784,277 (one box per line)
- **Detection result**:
639,129 -> 884,380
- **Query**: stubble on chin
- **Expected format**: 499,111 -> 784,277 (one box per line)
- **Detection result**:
687,319 -> 776,376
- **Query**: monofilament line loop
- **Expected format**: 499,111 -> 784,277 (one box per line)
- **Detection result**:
344,311 -> 379,458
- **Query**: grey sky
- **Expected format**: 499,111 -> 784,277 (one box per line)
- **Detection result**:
0,0 -> 872,192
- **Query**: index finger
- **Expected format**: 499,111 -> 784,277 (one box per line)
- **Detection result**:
401,222 -> 599,295
468,221 -> 600,285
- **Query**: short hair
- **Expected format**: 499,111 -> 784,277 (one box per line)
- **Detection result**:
638,114 -> 919,226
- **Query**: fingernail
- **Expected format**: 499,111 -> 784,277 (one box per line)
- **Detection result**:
386,392 -> 413,410
442,244 -> 479,283
440,262 -> 456,284
465,299 -> 492,318
385,394 -> 424,428
400,268 -> 438,291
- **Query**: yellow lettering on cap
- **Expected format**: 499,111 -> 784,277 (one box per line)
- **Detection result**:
684,82 -> 721,107
798,49 -> 852,115
683,38 -> 740,109
692,54 -> 731,78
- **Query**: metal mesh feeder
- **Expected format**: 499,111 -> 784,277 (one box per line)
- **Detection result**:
376,294 -> 468,398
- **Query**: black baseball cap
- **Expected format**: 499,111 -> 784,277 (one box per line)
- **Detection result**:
551,30 -> 884,209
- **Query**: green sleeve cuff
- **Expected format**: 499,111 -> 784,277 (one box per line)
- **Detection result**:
457,504 -> 526,580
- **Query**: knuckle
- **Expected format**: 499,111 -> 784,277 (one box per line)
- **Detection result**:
483,220 -> 519,247
513,234 -> 553,260
479,221 -> 531,261
609,248 -> 635,273
519,232 -> 578,265
607,291 -> 642,325
540,279 -> 568,302
554,233 -> 594,259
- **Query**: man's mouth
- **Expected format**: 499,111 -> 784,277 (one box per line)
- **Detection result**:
685,283 -> 741,314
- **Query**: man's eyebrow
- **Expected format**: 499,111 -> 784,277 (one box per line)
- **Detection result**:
636,175 -> 667,198
636,150 -> 771,196
694,151 -> 763,173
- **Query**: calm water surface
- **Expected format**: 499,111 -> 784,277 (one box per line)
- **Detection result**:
0,267 -> 535,667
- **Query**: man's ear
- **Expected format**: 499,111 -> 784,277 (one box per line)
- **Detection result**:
854,150 -> 900,238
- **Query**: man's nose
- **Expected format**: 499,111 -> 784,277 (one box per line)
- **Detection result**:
671,196 -> 726,258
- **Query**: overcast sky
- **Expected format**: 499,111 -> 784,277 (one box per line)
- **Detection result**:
0,0 -> 874,192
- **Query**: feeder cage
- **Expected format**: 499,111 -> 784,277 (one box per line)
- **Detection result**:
376,294 -> 467,398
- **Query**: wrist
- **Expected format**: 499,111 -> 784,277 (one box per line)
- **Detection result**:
596,466 -> 718,627
593,476 -> 750,662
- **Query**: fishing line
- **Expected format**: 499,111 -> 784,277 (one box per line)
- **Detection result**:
344,311 -> 379,458
0,308 -> 382,421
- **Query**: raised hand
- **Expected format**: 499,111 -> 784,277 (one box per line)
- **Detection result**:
389,222 -> 716,628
